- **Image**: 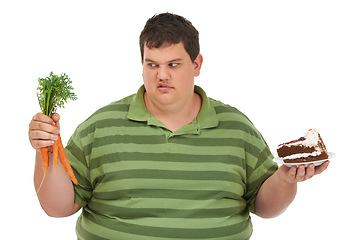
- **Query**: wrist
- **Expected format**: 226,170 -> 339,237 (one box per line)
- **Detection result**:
275,169 -> 298,187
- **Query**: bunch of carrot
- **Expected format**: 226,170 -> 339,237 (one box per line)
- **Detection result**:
40,123 -> 78,185
37,72 -> 78,191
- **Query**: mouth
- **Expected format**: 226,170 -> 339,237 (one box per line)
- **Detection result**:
158,83 -> 173,89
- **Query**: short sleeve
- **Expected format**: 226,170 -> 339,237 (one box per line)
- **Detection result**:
243,134 -> 278,213
65,127 -> 93,207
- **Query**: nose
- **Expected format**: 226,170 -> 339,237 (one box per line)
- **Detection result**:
157,66 -> 170,80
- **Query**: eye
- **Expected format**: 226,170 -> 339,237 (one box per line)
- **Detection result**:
148,63 -> 157,68
169,63 -> 179,67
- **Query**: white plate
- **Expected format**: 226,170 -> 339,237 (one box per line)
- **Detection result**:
273,152 -> 336,167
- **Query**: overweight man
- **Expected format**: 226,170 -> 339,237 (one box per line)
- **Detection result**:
29,13 -> 329,239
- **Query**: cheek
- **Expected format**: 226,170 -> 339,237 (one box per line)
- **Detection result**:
142,69 -> 156,89
142,69 -> 150,82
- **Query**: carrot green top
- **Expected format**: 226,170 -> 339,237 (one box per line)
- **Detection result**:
37,72 -> 77,117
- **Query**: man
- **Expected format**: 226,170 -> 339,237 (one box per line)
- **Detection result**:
29,13 -> 329,239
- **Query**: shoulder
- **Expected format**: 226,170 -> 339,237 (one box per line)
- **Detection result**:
209,98 -> 266,144
74,94 -> 136,137
210,98 -> 254,128
87,94 -> 135,121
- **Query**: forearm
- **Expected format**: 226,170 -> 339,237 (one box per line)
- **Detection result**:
254,171 -> 297,218
34,150 -> 81,217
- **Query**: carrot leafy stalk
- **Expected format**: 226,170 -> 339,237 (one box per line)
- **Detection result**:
36,72 -> 78,192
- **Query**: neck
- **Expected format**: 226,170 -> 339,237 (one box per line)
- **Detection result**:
144,92 -> 202,132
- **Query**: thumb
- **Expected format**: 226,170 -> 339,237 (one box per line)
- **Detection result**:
52,113 -> 60,128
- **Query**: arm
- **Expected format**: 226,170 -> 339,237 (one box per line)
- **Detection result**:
254,161 -> 329,218
30,112 -> 81,217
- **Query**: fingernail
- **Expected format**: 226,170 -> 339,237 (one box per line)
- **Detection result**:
53,135 -> 58,140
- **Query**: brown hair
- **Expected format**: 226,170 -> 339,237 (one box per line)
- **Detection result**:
139,13 -> 200,62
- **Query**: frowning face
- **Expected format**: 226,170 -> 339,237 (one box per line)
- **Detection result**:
142,42 -> 203,113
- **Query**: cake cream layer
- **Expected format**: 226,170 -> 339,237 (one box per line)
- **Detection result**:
283,152 -> 329,163
283,151 -> 321,160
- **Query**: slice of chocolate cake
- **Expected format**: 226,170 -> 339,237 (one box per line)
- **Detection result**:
277,129 -> 328,163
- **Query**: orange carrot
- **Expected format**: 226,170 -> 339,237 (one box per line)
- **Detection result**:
53,123 -> 59,172
57,134 -> 78,185
53,140 -> 59,172
40,147 -> 49,176
37,147 -> 49,193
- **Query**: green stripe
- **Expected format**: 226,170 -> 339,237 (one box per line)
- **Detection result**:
79,118 -> 146,137
93,189 -> 241,200
66,140 -> 87,169
91,135 -> 164,147
77,212 -> 252,240
94,178 -> 242,193
92,169 -> 242,183
79,119 -> 262,140
89,160 -> 246,185
88,202 -> 245,219
84,134 -> 261,160
89,152 -> 245,169
89,100 -> 131,115
88,135 -> 249,149
91,197 -> 245,210
76,218 -> 108,240
88,143 -> 247,160
94,159 -> 245,172
82,209 -> 251,239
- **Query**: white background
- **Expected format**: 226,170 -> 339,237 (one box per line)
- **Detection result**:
1,0 -> 357,239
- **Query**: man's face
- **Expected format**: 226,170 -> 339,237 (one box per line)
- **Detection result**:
142,42 -> 203,111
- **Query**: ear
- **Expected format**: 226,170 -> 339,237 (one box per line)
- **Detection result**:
193,54 -> 203,77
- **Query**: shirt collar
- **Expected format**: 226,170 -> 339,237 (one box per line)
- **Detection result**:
127,85 -> 219,131
127,85 -> 148,122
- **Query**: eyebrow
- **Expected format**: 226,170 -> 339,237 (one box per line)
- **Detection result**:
144,58 -> 183,63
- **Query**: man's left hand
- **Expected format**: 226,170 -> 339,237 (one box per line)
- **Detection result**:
276,161 -> 330,184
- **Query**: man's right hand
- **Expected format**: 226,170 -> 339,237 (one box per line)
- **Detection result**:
29,112 -> 60,150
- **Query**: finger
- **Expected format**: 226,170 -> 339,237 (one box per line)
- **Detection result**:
277,164 -> 291,175
288,165 -> 297,176
32,139 -> 55,149
32,112 -> 55,124
30,134 -> 55,149
30,120 -> 59,134
30,113 -> 59,133
51,113 -> 60,124
315,160 -> 330,175
285,166 -> 297,183
296,165 -> 306,182
29,130 -> 58,149
30,130 -> 59,141
30,113 -> 56,133
305,164 -> 315,180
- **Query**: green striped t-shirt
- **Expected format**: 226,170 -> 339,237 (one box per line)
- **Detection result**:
65,85 -> 277,240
